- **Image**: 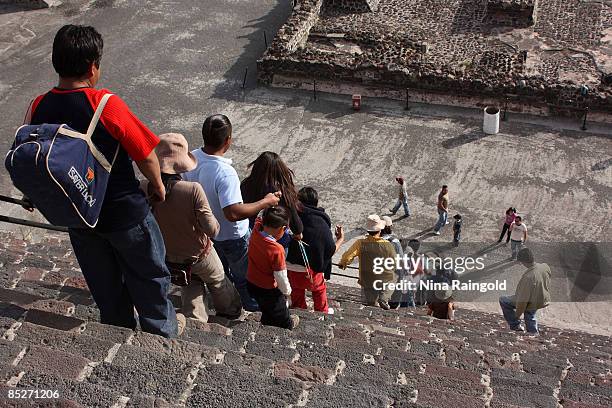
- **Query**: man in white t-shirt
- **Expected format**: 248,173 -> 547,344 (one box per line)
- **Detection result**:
184,114 -> 280,311
509,216 -> 528,260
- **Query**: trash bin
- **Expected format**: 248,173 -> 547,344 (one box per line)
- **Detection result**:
483,106 -> 500,134
352,94 -> 361,111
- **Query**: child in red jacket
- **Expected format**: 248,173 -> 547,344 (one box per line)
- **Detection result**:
246,206 -> 299,329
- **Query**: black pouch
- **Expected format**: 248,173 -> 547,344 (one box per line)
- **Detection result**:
166,261 -> 193,286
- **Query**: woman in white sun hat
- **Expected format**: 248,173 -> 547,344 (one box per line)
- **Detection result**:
141,133 -> 242,332
338,214 -> 397,309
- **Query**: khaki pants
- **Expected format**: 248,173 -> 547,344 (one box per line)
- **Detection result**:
361,287 -> 393,307
180,248 -> 242,321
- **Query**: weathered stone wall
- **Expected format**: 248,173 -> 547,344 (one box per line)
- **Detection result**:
324,0 -> 380,13
258,0 -> 612,116
270,0 -> 323,54
486,0 -> 539,27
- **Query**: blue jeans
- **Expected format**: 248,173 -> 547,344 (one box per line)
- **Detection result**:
68,211 -> 177,338
213,229 -> 259,311
499,295 -> 537,333
391,198 -> 411,216
434,209 -> 448,232
511,239 -> 523,259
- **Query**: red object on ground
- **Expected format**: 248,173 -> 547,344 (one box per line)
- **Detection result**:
352,94 -> 361,110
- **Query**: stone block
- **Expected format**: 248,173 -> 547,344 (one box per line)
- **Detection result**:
14,322 -> 115,361
0,339 -> 26,365
416,387 -> 485,408
18,372 -> 120,407
17,346 -> 90,380
273,361 -> 334,383
492,384 -> 558,408
24,309 -> 83,331
306,385 -> 390,407
111,344 -> 195,378
29,299 -> 74,316
244,340 -> 299,361
182,327 -> 243,352
193,364 -> 304,404
81,321 -> 134,343
222,350 -> 274,374
87,362 -> 187,401
129,331 -> 223,363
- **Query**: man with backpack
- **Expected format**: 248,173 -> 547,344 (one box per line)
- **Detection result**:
20,25 -> 178,337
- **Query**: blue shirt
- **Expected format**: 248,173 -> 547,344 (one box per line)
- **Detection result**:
184,149 -> 249,241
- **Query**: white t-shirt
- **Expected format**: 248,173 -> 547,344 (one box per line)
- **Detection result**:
510,222 -> 527,241
183,149 -> 249,241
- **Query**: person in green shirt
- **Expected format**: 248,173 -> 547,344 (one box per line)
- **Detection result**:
499,248 -> 551,334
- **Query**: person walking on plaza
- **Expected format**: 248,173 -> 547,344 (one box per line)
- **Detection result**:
499,248 -> 551,334
498,207 -> 517,243
452,214 -> 463,247
24,25 -> 177,337
509,216 -> 528,260
246,206 -> 299,329
143,133 -> 242,323
184,115 -> 280,311
389,177 -> 411,217
241,151 -> 304,248
286,187 -> 344,314
433,185 -> 449,235
338,214 -> 396,309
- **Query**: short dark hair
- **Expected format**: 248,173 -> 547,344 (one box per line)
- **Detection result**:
262,206 -> 289,229
202,114 -> 232,149
515,216 -> 522,221
442,185 -> 448,189
408,239 -> 420,252
517,248 -> 534,264
298,187 -> 318,207
52,25 -> 103,78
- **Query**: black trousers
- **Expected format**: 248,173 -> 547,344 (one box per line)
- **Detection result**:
498,223 -> 511,242
247,281 -> 293,329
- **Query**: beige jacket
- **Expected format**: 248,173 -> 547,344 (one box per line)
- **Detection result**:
515,263 -> 552,317
142,180 -> 219,262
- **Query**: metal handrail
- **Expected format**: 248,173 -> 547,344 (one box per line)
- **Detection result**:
0,194 -> 68,232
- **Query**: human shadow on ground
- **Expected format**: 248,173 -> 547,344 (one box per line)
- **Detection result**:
211,1 -> 292,100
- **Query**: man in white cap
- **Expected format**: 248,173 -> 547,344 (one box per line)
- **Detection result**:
338,214 -> 396,309
142,133 -> 243,332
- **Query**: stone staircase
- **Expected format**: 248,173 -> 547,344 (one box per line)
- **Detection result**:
0,231 -> 611,407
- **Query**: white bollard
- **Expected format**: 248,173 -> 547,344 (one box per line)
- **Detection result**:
483,106 -> 500,135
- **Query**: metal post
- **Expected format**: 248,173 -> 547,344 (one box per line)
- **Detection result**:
242,67 -> 248,89
581,106 -> 589,131
404,89 -> 410,111
263,31 -> 268,49
313,79 -> 317,100
502,97 -> 509,121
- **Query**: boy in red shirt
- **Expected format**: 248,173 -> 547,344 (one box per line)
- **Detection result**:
247,206 -> 299,329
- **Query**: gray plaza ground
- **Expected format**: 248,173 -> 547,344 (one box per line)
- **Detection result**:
1,0 -> 611,334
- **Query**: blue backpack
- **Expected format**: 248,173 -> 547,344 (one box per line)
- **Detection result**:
5,93 -> 118,228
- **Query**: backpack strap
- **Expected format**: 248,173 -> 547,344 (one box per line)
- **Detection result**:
56,93 -> 117,173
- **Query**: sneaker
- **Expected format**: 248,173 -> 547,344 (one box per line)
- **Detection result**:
176,313 -> 187,336
389,209 -> 397,215
289,315 -> 300,329
379,300 -> 391,310
497,239 -> 502,243
433,230 -> 440,235
327,307 -> 335,315
511,325 -> 525,332
445,221 -> 450,225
